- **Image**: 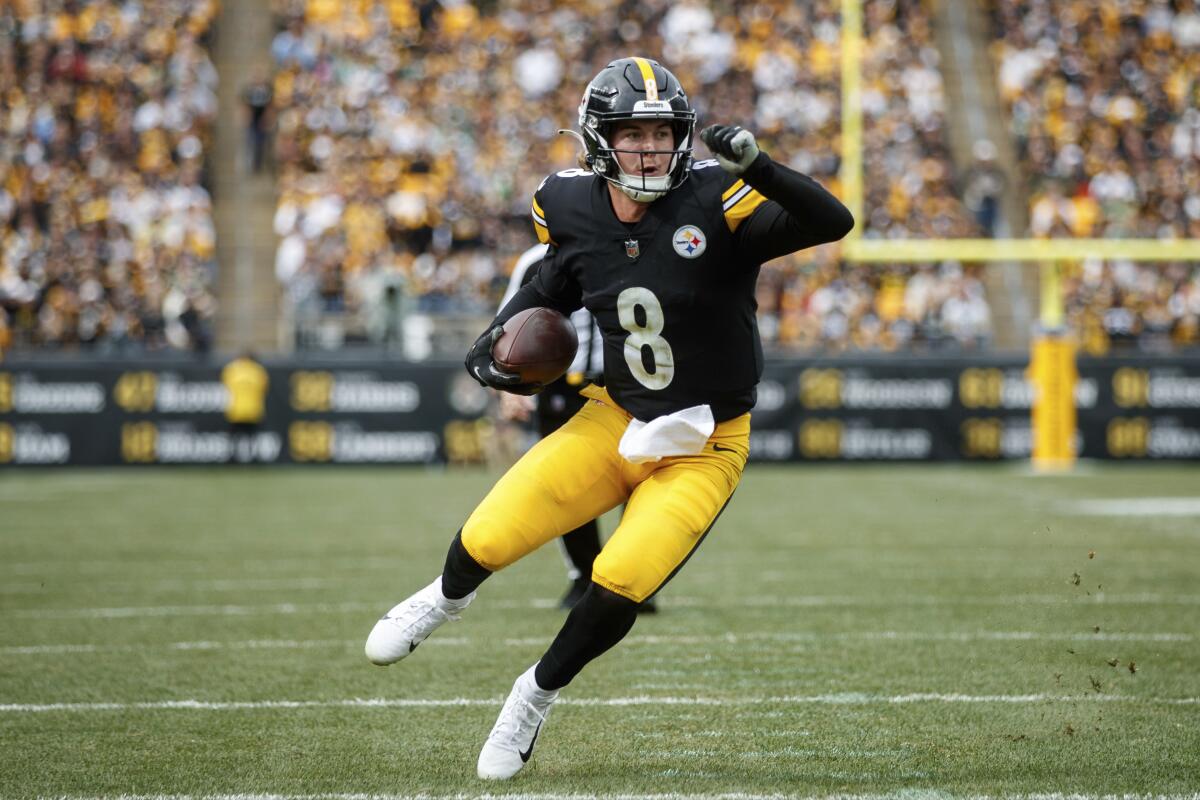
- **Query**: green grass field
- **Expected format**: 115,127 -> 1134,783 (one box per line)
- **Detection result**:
1,464 -> 1198,799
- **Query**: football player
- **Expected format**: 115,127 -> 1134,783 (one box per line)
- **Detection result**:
365,57 -> 853,780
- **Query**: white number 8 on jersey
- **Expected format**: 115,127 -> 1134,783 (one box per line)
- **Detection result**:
617,287 -> 675,390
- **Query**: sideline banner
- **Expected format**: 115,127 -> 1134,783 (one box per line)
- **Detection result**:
1,356 -> 1197,466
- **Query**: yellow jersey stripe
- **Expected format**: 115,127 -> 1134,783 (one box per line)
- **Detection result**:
634,57 -> 658,101
721,179 -> 746,203
723,188 -> 769,232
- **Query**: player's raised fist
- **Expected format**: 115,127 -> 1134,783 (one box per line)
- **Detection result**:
700,124 -> 761,175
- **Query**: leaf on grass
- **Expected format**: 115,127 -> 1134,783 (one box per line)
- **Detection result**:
1071,572 -> 1081,586
1093,625 -> 1101,633
1106,658 -> 1119,668
1128,661 -> 1138,675
1054,672 -> 1063,683
1064,723 -> 1075,737
1007,734 -> 1027,742
1088,550 -> 1095,559
1089,675 -> 1103,693
1067,648 -> 1076,655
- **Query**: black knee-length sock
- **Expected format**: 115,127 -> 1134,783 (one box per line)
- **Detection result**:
440,530 -> 492,600
534,583 -> 640,690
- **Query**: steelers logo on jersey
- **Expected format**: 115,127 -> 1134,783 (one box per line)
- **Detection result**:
672,225 -> 707,259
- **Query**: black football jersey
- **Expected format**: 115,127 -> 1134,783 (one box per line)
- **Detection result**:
524,157 -> 850,422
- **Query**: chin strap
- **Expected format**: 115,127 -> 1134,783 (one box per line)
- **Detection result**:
559,128 -> 673,202
617,184 -> 667,203
613,167 -> 671,203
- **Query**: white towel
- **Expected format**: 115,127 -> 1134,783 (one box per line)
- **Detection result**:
618,405 -> 716,464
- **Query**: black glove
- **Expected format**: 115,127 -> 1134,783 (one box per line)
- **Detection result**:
465,325 -> 543,395
699,124 -> 761,175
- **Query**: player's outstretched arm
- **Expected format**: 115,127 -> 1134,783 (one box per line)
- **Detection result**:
700,124 -> 854,262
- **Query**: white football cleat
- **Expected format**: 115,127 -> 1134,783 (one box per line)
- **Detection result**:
364,576 -> 474,665
477,664 -> 559,780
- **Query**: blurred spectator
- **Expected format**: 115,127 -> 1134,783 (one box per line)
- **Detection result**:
221,350 -> 269,462
242,69 -> 274,173
1065,260 -> 1200,355
269,0 -> 989,353
757,258 -> 993,352
0,0 -> 220,354
960,139 -> 1007,237
989,0 -> 1200,242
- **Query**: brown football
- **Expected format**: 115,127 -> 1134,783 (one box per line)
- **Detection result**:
493,307 -> 579,385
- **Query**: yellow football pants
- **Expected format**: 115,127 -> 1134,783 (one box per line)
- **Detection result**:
461,385 -> 750,602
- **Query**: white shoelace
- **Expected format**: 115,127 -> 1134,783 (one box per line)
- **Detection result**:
395,599 -> 456,635
492,693 -> 545,749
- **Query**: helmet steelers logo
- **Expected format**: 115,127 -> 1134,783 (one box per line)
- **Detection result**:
672,225 -> 707,259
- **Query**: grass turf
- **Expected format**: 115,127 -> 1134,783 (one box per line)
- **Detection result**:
1,463 -> 1198,797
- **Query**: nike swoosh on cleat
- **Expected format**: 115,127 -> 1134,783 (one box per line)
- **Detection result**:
519,721 -> 543,762
712,443 -> 737,453
408,641 -> 419,652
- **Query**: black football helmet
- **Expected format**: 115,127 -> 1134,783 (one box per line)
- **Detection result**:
577,57 -> 696,202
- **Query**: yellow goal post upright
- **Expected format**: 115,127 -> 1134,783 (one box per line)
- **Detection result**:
837,0 -> 1200,471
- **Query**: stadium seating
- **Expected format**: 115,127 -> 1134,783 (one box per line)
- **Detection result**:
0,0 -> 221,353
267,0 -> 992,352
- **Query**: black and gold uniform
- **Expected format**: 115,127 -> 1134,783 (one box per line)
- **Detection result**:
461,138 -> 852,603
367,58 -> 853,780
526,157 -> 842,422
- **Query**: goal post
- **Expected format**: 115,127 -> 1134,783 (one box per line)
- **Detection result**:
836,0 -> 1200,470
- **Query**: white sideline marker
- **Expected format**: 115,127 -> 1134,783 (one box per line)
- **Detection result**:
2,694 -> 1197,714
2,629 -> 1192,657
20,793 -> 1200,800
9,593 -> 1200,619
1064,498 -> 1200,517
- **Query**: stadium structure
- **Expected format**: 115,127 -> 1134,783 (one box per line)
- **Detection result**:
2,2 -> 1200,798
2,0 -> 1198,469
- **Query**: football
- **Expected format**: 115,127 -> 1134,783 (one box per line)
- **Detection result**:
493,307 -> 579,385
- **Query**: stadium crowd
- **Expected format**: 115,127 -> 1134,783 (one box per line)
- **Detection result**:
6,1 -> 1200,356
0,0 -> 221,355
267,0 -> 992,352
988,0 -> 1200,352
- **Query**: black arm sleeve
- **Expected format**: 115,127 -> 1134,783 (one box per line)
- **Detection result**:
490,247 -> 583,329
735,152 -> 855,264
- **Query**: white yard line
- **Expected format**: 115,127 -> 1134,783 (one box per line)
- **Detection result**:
0,638 -> 468,655
2,629 -> 1190,657
0,557 -> 395,576
1,577 -> 348,595
2,694 -> 1197,714
505,630 -> 1194,647
9,593 -> 1200,619
19,793 -> 1200,800
7,602 -> 380,619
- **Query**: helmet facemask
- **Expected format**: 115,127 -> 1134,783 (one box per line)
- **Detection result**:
585,119 -> 693,202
